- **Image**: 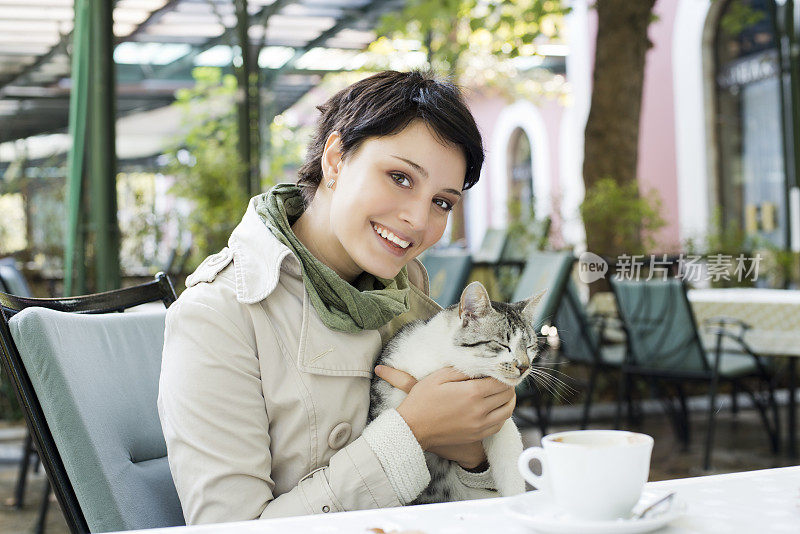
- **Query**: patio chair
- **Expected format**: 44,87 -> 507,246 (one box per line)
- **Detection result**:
554,280 -> 626,428
420,250 -> 473,307
0,257 -> 33,297
609,277 -> 780,470
0,256 -> 51,532
0,273 -> 184,533
510,251 -> 575,435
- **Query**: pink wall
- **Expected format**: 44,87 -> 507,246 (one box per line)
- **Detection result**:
539,98 -> 564,245
637,0 -> 681,251
466,93 -> 507,230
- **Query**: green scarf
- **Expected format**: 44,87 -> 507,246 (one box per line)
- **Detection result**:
255,183 -> 411,333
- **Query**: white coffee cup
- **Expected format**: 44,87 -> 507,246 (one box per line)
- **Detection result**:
517,430 -> 654,520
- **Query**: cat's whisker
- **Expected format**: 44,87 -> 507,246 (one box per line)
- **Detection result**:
526,370 -> 561,398
527,366 -> 578,402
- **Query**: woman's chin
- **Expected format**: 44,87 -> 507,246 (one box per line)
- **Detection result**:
359,262 -> 405,281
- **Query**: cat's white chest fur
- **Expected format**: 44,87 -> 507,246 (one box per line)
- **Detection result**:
376,312 -> 528,499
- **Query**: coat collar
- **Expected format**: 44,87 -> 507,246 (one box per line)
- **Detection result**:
227,194 -> 439,314
228,194 -> 300,304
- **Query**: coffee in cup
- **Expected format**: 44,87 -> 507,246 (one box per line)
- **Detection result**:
517,430 -> 653,520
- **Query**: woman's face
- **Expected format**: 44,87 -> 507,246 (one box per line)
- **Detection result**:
325,120 -> 467,281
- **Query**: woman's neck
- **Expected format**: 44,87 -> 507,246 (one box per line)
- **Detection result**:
291,199 -> 362,283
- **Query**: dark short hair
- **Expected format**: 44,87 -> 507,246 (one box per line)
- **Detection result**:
296,70 -> 484,206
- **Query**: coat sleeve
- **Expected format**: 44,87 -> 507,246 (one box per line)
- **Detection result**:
157,287 -> 431,525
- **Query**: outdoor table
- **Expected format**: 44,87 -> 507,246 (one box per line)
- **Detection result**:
590,288 -> 800,458
121,466 -> 800,533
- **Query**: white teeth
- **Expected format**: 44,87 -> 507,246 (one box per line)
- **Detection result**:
372,224 -> 411,249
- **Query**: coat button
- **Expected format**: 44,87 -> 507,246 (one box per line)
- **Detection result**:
322,505 -> 330,513
327,422 -> 352,450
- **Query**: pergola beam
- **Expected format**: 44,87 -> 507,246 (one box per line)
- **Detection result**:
153,0 -> 294,80
0,0 -> 184,92
262,0 -> 395,85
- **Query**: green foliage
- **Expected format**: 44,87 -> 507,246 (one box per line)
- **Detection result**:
264,114 -> 311,185
494,197 -> 552,300
164,68 -> 309,268
370,0 -> 570,96
0,371 -> 23,422
505,196 -> 551,258
164,68 -> 250,266
719,0 -> 765,36
580,177 -> 665,256
696,208 -> 799,288
703,207 -> 756,256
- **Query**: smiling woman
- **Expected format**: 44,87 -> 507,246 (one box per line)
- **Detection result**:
157,70 -> 513,526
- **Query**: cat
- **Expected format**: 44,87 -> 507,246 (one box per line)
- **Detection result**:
369,280 -> 542,504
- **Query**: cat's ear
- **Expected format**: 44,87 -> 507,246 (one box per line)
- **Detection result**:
459,281 -> 492,325
521,290 -> 546,322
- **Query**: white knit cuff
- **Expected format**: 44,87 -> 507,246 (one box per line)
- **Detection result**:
361,409 -> 430,504
454,463 -> 497,491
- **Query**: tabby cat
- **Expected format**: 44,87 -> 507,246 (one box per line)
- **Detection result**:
369,281 -> 541,504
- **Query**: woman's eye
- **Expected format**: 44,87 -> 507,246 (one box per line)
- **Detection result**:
390,172 -> 411,187
433,198 -> 453,211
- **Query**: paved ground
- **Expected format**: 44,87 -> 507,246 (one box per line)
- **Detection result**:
0,400 -> 797,533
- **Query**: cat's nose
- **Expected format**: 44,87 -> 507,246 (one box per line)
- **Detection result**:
515,363 -> 530,373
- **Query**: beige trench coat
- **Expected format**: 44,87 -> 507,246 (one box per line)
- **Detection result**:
158,197 -> 497,525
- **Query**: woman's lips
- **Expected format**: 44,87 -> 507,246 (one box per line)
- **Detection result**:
371,223 -> 410,257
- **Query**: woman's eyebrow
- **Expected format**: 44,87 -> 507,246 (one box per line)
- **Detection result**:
390,155 -> 462,197
391,155 -> 428,178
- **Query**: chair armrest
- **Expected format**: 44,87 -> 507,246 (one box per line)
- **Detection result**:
703,323 -> 771,376
587,312 -> 625,345
702,316 -> 751,337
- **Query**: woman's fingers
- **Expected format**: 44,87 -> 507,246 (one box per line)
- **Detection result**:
486,392 -> 516,423
468,376 -> 513,397
374,365 -> 417,393
429,366 -> 471,383
483,384 -> 516,408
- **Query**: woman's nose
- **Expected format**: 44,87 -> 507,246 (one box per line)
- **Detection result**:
399,200 -> 429,230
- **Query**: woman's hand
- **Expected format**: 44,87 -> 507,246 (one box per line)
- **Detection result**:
374,365 -> 515,467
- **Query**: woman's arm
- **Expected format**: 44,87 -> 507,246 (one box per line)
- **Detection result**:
158,291 -> 432,524
375,365 -> 509,496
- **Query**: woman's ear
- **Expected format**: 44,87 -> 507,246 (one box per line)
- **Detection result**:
321,131 -> 343,186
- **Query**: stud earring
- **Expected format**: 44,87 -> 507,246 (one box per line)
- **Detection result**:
326,179 -> 336,189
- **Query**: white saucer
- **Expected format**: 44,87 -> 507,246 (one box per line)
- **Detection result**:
506,490 -> 685,534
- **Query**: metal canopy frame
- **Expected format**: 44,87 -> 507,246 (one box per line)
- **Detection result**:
0,0 -> 405,144
0,0 -> 403,294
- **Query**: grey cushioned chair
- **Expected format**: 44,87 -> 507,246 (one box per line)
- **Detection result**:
0,274 -> 184,533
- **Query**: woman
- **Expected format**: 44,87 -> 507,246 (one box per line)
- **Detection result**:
158,70 -> 517,524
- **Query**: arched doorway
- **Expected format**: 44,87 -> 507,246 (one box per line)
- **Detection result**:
507,127 -> 535,218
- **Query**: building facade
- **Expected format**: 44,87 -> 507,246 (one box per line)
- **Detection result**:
466,0 -> 793,256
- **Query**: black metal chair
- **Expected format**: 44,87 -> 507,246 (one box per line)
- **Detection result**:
0,273 -> 180,533
420,250 -> 473,307
510,251 -> 575,436
609,277 -> 780,470
0,257 -> 50,532
553,280 -> 626,428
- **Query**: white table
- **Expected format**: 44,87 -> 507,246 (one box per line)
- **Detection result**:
124,466 -> 800,534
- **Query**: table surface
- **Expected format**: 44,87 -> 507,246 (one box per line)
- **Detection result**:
590,289 -> 800,357
123,466 -> 800,534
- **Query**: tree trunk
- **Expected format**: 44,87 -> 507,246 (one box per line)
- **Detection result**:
583,0 -> 656,257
